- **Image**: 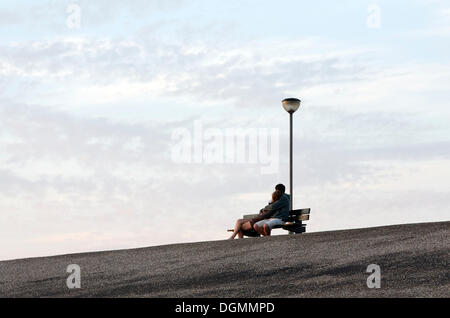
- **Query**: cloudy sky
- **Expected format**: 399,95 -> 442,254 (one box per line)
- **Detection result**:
1,0 -> 449,260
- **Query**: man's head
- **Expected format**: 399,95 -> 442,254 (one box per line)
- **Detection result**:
275,184 -> 286,194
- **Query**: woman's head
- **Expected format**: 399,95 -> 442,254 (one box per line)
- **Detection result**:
272,190 -> 282,203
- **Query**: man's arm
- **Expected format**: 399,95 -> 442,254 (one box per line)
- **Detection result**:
258,204 -> 277,220
250,209 -> 268,223
255,195 -> 289,220
250,195 -> 289,223
252,199 -> 284,222
262,196 -> 288,212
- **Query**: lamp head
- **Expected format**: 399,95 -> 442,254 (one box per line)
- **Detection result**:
282,98 -> 301,113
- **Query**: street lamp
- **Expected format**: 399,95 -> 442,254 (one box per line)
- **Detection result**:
282,98 -> 301,211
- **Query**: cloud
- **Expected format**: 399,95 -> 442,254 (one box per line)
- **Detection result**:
1,1 -> 450,260
0,9 -> 21,26
0,35 -> 383,112
399,5 -> 450,37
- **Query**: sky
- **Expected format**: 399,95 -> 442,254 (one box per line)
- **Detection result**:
0,0 -> 449,261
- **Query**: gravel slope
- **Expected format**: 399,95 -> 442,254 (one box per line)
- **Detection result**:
1,221 -> 449,297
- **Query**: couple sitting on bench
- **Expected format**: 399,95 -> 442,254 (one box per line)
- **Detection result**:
228,184 -> 290,240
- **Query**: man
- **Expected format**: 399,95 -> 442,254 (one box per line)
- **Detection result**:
252,184 -> 290,237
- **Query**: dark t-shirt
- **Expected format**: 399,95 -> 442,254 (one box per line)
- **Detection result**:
251,193 -> 290,223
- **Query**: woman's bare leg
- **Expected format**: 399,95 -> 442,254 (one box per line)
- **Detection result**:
228,219 -> 246,239
241,221 -> 253,231
238,221 -> 254,239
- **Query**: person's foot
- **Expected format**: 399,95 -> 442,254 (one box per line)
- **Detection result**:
228,236 -> 235,240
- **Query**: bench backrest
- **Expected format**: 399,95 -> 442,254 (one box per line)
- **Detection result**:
243,208 -> 311,221
290,208 -> 311,221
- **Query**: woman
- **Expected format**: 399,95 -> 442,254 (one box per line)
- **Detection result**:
228,190 -> 283,240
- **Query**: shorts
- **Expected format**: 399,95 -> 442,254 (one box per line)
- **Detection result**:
255,218 -> 285,230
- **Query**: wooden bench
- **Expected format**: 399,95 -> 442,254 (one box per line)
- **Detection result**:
228,208 -> 311,237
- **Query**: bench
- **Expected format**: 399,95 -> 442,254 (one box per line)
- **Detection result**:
228,208 -> 311,237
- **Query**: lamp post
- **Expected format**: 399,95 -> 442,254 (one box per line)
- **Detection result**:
282,98 -> 301,211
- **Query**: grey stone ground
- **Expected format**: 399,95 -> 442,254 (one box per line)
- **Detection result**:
0,221 -> 449,297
